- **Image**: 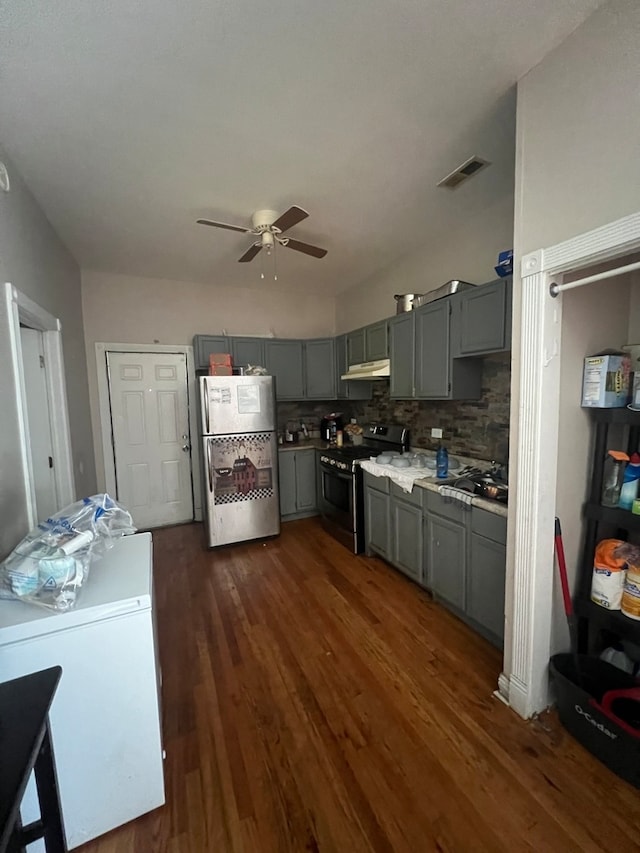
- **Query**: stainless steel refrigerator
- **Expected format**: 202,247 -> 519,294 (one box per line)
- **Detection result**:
200,375 -> 280,547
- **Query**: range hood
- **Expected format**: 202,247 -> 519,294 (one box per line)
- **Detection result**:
341,359 -> 390,380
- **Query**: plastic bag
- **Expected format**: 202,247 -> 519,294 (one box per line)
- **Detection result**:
0,494 -> 136,611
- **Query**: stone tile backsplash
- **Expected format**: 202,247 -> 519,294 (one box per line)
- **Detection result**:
277,352 -> 511,462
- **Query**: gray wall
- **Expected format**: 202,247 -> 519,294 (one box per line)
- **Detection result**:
509,0 -> 640,662
0,145 -> 96,557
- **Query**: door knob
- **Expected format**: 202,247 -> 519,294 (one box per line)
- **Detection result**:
182,444 -> 190,452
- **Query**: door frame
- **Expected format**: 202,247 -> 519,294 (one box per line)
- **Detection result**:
503,210 -> 640,719
5,283 -> 76,527
95,342 -> 202,522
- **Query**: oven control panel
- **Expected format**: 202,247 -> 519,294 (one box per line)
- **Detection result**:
320,454 -> 352,472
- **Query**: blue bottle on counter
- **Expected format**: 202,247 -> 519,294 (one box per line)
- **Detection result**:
436,445 -> 448,479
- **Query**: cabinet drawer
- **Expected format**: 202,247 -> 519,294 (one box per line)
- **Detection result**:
425,490 -> 468,523
390,481 -> 423,508
471,508 -> 507,544
363,471 -> 389,494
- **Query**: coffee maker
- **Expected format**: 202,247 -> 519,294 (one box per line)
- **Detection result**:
320,413 -> 344,443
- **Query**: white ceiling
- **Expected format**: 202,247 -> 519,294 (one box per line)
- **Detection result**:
0,0 -> 602,295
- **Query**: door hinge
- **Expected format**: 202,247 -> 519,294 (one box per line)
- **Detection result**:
39,355 -> 45,368
449,303 -> 452,316
48,456 -> 54,468
448,381 -> 451,393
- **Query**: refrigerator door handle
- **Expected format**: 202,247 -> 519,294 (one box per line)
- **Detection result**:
206,438 -> 213,492
204,384 -> 210,435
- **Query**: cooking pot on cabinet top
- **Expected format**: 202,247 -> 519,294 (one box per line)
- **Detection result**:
394,294 -> 423,313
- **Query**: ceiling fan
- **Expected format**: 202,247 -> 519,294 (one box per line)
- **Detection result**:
197,205 -> 328,263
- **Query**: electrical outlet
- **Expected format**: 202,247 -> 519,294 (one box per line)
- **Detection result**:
431,427 -> 443,439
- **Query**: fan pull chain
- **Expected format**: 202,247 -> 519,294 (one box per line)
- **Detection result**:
273,241 -> 278,281
260,248 -> 265,280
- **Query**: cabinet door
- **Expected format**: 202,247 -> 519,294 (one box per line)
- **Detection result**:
365,487 -> 390,557
428,513 -> 466,609
193,335 -> 229,370
347,328 -> 366,366
336,334 -> 373,400
415,301 -> 450,398
265,340 -> 304,400
278,451 -> 298,516
305,339 -> 336,400
468,533 -> 506,643
365,320 -> 389,360
459,280 -> 507,355
295,450 -> 317,512
231,337 -> 265,370
389,312 -> 415,399
392,499 -> 423,582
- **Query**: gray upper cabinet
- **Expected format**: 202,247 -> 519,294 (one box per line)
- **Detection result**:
347,328 -> 366,366
264,340 -> 305,400
365,320 -> 389,360
304,339 -> 336,400
194,335 -> 229,370
336,335 -> 372,400
231,337 -> 265,370
414,301 -> 450,398
414,299 -> 482,400
347,320 -> 389,366
389,312 -> 415,399
457,278 -> 512,356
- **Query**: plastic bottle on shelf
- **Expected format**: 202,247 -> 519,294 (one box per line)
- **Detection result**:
601,450 -> 629,507
618,452 -> 640,510
436,445 -> 449,479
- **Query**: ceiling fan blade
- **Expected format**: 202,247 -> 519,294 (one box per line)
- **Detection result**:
271,205 -> 309,233
238,243 -> 263,263
284,238 -> 327,259
197,218 -> 251,233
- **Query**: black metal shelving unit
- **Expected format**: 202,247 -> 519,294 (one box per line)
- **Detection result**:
577,407 -> 640,652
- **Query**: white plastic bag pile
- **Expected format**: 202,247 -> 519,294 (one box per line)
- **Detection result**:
0,494 -> 136,611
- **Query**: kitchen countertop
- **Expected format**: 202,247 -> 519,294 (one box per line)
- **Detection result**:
278,438 -> 327,452
277,441 -> 508,518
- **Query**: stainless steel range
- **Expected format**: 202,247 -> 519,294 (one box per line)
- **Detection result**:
318,424 -> 409,553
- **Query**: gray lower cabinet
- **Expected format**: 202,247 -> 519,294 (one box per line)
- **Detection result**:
278,448 -> 317,520
427,513 -> 466,609
365,474 -> 422,581
265,340 -> 305,400
304,338 -> 336,399
336,334 -> 372,400
389,311 -> 415,398
456,278 -> 511,356
231,337 -> 265,370
194,335 -> 229,370
467,507 -> 507,643
392,498 -> 423,582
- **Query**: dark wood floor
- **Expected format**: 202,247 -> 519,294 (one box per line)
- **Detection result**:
79,520 -> 640,852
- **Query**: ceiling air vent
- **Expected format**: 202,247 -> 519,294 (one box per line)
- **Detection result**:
437,156 -> 490,190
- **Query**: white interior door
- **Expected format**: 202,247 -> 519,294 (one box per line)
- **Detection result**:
19,327 -> 58,522
107,351 -> 193,528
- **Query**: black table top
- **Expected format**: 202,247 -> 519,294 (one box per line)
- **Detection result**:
0,666 -> 62,851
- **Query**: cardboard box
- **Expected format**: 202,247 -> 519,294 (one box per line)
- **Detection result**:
581,352 -> 631,408
209,352 -> 232,368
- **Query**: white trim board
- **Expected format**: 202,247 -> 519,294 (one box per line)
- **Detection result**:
505,210 -> 640,719
4,282 -> 76,526
95,343 -> 202,523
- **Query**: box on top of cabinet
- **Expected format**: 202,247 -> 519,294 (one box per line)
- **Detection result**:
581,351 -> 630,408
